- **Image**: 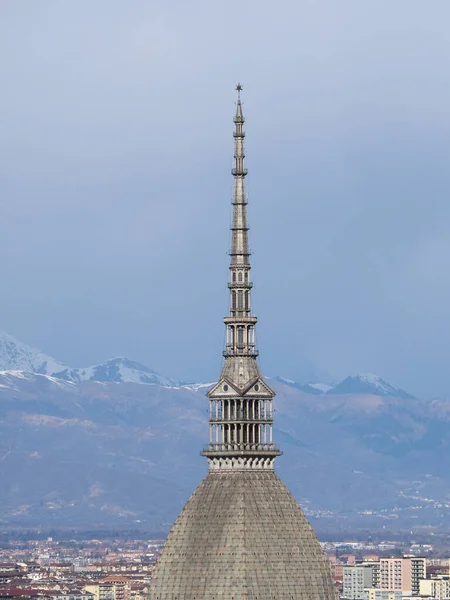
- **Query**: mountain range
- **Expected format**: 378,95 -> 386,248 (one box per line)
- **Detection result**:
0,332 -> 177,386
0,331 -> 413,398
1,331 -> 449,533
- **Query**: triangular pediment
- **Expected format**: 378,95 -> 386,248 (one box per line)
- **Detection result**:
207,377 -> 274,398
207,378 -> 241,398
241,377 -> 275,398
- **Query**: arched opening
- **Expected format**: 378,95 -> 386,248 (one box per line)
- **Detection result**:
237,290 -> 243,312
237,326 -> 244,350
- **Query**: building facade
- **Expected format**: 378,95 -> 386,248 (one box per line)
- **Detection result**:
419,576 -> 450,599
82,584 -> 114,600
364,590 -> 405,600
343,565 -> 377,599
379,558 -> 426,595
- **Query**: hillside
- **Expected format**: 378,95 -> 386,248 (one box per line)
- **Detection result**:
0,371 -> 450,532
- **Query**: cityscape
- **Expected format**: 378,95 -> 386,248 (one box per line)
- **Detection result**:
2,535 -> 450,599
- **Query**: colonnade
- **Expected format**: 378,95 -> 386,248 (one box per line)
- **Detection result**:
208,397 -> 274,450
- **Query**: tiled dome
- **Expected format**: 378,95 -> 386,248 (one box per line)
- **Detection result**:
149,470 -> 337,600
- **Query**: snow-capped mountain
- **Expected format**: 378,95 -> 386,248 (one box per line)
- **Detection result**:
0,331 -> 177,387
58,357 -> 177,386
0,332 -> 415,397
308,382 -> 333,393
326,373 -> 415,400
273,373 -> 413,399
0,331 -> 68,375
272,376 -> 328,395
0,367 -> 450,530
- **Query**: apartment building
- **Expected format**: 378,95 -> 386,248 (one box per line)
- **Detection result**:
101,577 -> 130,600
343,565 -> 377,599
362,561 -> 380,589
419,576 -> 450,600
379,558 -> 426,594
82,583 -> 114,600
364,590 -> 406,600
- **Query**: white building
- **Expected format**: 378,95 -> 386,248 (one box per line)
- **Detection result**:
343,565 -> 376,599
363,591 -> 403,600
419,576 -> 450,599
363,590 -> 422,600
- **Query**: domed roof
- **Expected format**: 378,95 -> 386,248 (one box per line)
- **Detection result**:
150,470 -> 337,600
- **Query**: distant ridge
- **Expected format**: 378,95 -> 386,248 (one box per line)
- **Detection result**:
0,331 -> 415,398
272,376 -> 330,395
273,372 -> 415,400
0,331 -> 67,375
0,368 -> 449,530
0,331 -> 177,387
55,357 -> 178,387
326,373 -> 416,400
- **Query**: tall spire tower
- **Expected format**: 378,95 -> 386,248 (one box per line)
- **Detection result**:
149,86 -> 337,600
202,84 -> 280,470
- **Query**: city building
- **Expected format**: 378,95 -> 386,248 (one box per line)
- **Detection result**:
82,583 -> 114,600
332,563 -> 344,586
364,556 -> 380,563
379,558 -> 426,594
148,87 -> 338,599
362,561 -> 380,589
343,565 -> 377,599
59,592 -> 95,600
364,590 -> 405,600
419,576 -> 450,599
100,578 -> 130,600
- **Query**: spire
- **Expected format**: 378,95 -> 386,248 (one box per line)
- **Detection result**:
230,83 -> 249,267
202,85 -> 281,471
235,82 -> 244,122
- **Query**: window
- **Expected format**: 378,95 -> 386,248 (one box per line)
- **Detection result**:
237,290 -> 243,311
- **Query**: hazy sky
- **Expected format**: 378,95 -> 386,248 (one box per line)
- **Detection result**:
2,1 -> 450,395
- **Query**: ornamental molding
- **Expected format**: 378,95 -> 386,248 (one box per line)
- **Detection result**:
207,456 -> 275,471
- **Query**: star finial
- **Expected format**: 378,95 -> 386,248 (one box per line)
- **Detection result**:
236,83 -> 242,102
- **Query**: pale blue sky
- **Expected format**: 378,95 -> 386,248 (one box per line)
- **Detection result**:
2,1 -> 450,394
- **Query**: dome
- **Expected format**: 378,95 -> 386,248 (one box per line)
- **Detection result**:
149,470 -> 337,600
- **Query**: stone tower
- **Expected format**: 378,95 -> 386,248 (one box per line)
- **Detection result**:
202,83 -> 280,472
149,86 -> 338,600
